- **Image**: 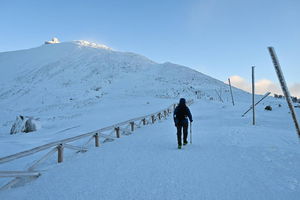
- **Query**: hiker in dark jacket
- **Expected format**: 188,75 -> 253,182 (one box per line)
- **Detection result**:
173,98 -> 193,149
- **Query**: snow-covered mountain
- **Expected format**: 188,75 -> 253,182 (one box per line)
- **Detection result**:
0,40 -> 241,104
0,40 -> 249,136
1,41 -> 300,200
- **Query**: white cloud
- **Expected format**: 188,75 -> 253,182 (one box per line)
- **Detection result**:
290,84 -> 300,98
255,79 -> 281,95
229,75 -> 251,92
228,75 -> 300,98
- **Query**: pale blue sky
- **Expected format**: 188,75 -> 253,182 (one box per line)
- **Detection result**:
1,0 -> 299,95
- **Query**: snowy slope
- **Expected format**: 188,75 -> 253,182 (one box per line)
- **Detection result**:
0,40 -> 300,199
0,41 -> 244,111
0,99 -> 299,200
0,41 -> 249,139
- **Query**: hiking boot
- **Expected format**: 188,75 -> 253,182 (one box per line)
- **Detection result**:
178,145 -> 182,149
183,141 -> 188,145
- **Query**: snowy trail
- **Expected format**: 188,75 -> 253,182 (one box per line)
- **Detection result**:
1,101 -> 300,200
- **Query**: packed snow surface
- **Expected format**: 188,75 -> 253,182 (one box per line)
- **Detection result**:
1,100 -> 300,200
0,41 -> 299,199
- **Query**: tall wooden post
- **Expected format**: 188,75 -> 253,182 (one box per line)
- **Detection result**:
57,144 -> 64,163
228,78 -> 235,106
268,47 -> 300,138
252,66 -> 255,125
94,133 -> 100,147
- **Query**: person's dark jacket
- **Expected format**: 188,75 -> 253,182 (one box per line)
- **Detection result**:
173,98 -> 193,126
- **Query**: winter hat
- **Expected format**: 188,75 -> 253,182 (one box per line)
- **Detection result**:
179,98 -> 186,105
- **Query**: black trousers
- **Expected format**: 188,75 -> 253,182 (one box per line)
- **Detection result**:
176,123 -> 188,146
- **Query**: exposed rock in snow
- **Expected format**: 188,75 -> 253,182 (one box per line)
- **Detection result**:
265,105 -> 272,111
45,37 -> 60,44
10,116 -> 41,134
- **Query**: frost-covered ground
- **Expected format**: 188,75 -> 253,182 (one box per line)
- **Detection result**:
0,98 -> 299,200
0,41 -> 299,199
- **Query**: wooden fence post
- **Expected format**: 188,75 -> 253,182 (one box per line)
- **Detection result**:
57,144 -> 64,163
130,122 -> 135,132
268,47 -> 300,138
158,113 -> 161,120
142,118 -> 146,125
94,133 -> 100,147
228,78 -> 235,106
115,127 -> 120,138
252,66 -> 255,125
151,115 -> 155,124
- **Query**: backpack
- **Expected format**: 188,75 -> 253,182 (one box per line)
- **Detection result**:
175,106 -> 187,121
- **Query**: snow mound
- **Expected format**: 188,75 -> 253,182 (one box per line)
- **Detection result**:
75,40 -> 112,50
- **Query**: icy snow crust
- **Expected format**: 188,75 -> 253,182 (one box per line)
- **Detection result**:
0,41 -> 299,199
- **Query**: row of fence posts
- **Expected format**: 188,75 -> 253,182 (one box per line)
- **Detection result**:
54,102 -> 191,164
55,107 -> 175,163
0,103 -> 186,190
